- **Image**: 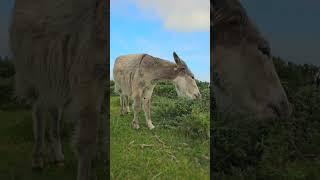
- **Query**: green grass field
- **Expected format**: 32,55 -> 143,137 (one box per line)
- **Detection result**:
110,82 -> 210,179
0,80 -> 210,180
0,109 -> 105,180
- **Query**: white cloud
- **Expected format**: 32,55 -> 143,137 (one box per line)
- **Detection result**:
133,0 -> 209,32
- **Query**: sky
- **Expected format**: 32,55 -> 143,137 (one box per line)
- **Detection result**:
0,0 -> 14,57
110,0 -> 210,81
240,0 -> 320,66
1,1 -> 319,76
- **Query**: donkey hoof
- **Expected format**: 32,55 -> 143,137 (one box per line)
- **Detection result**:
49,159 -> 65,167
147,124 -> 155,130
132,122 -> 140,129
32,160 -> 44,171
55,161 -> 65,167
32,166 -> 43,172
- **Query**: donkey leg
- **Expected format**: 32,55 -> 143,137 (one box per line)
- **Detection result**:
125,95 -> 131,113
75,108 -> 99,180
120,94 -> 127,115
142,97 -> 154,130
120,95 -> 124,115
48,107 -> 64,166
32,102 -> 46,170
132,96 -> 141,129
74,86 -> 102,180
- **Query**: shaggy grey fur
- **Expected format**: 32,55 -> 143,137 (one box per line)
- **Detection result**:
113,52 -> 200,129
10,0 -> 108,179
212,0 -> 292,119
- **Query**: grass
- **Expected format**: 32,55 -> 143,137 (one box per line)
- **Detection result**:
110,95 -> 210,180
0,110 -> 105,180
0,82 -> 210,180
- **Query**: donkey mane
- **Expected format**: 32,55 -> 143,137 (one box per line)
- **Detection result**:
212,0 -> 270,53
212,0 -> 249,28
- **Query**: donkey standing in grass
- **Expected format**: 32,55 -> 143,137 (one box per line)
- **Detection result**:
113,52 -> 201,129
10,0 -> 108,179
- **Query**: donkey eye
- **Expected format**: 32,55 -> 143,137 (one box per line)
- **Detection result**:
258,46 -> 270,57
191,76 -> 194,79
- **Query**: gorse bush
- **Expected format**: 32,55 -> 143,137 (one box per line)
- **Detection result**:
153,82 -> 177,99
213,57 -> 320,179
0,58 -> 15,107
109,80 -> 116,96
0,58 -> 30,110
152,81 -> 210,139
0,77 -> 14,106
0,57 -> 14,78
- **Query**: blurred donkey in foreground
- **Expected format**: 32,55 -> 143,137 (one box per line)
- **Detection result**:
212,0 -> 292,119
10,0 -> 108,179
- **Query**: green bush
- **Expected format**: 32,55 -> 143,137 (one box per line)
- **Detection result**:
213,57 -> 320,179
152,81 -> 210,139
153,82 -> 177,99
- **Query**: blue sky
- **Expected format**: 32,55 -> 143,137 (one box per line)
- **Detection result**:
110,0 -> 210,81
241,0 -> 320,65
1,1 -> 318,76
0,0 -> 14,57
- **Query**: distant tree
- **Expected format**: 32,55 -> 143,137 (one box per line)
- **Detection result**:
0,57 -> 15,78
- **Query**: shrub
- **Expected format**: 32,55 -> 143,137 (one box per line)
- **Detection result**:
152,80 -> 210,139
213,57 -> 320,179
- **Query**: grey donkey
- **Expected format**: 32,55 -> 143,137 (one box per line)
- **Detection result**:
10,0 -> 108,179
113,52 -> 201,130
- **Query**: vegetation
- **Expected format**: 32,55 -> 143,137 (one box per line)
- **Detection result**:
0,57 -> 210,179
0,57 -> 105,179
213,56 -> 320,179
110,80 -> 210,179
2,54 -> 319,179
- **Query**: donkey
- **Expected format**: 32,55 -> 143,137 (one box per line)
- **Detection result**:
10,0 -> 107,179
113,52 -> 201,129
212,0 -> 292,119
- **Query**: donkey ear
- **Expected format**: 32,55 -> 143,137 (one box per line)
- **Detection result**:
173,52 -> 182,64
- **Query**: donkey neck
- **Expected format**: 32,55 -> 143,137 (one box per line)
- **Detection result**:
142,55 -> 178,82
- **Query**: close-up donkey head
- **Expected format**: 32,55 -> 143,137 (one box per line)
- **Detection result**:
172,52 -> 201,100
212,0 -> 292,119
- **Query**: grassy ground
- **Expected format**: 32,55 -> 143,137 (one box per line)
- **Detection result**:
110,95 -> 210,180
0,110 -> 105,180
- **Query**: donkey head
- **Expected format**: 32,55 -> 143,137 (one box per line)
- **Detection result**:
172,52 -> 201,100
213,0 -> 292,119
